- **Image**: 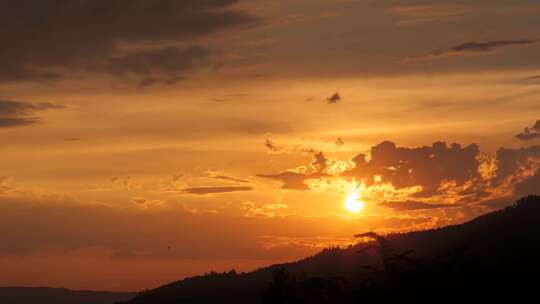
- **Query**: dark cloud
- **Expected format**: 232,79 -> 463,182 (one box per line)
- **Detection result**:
0,118 -> 38,128
0,177 -> 15,195
311,152 -> 329,173
343,141 -> 480,196
257,172 -> 328,191
514,170 -> 540,197
457,186 -> 491,204
491,145 -> 540,187
131,197 -> 148,205
452,40 -> 536,52
258,152 -> 330,190
0,100 -> 64,128
380,200 -> 457,211
107,46 -> 210,87
257,138 -> 540,206
301,147 -> 317,154
183,186 -> 253,195
533,121 -> 540,132
327,92 -> 341,104
479,196 -> 515,210
0,0 -> 258,84
264,138 -> 283,152
0,100 -> 62,116
213,175 -> 249,184
428,39 -> 536,59
516,128 -> 540,141
387,3 -> 471,19
525,76 -> 540,81
515,120 -> 540,141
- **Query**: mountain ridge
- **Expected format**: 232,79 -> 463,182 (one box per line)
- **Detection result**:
0,286 -> 135,304
123,195 -> 540,303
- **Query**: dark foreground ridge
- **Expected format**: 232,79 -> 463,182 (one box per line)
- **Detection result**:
0,287 -> 135,304
120,195 -> 540,303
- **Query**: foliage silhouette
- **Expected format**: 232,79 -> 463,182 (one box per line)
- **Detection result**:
0,287 -> 135,304
262,269 -> 349,304
121,195 -> 540,303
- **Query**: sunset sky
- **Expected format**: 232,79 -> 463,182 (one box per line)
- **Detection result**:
1,0 -> 540,292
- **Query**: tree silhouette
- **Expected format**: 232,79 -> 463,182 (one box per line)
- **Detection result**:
118,196 -> 540,304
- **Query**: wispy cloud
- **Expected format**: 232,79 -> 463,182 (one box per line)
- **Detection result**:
264,138 -> 283,152
0,100 -> 64,128
388,4 -> 472,27
213,175 -> 250,184
257,171 -> 328,190
380,200 -> 458,211
404,39 -> 537,63
183,186 -> 254,195
525,75 -> 540,81
428,39 -> 537,59
258,152 -> 331,190
0,0 -> 259,84
327,92 -> 341,104
515,120 -> 540,141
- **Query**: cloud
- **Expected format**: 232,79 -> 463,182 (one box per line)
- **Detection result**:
0,195 -> 292,260
0,100 -> 63,128
428,39 -> 537,59
241,201 -> 289,218
130,197 -> 166,210
388,4 -> 471,18
212,175 -> 249,184
327,92 -> 341,104
525,75 -> 540,81
107,46 -> 210,87
0,184 -> 503,263
516,128 -> 540,141
514,170 -> 540,197
0,177 -> 15,195
257,137 -> 540,206
257,152 -> 331,190
264,138 -> 283,152
491,145 -> 540,187
387,4 -> 472,26
489,143 -> 540,199
0,0 -> 258,84
257,171 -> 328,191
379,200 -> 457,211
343,141 -> 480,196
452,40 -> 536,52
533,121 -> 540,132
89,176 -> 143,192
515,120 -> 540,141
183,186 -> 253,195
1,193 -> 432,261
311,152 -> 329,173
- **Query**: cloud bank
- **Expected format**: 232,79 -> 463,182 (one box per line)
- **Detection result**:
0,100 -> 63,128
260,137 -> 540,209
0,0 -> 258,84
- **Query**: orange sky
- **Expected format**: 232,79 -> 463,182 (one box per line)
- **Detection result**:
1,0 -> 540,291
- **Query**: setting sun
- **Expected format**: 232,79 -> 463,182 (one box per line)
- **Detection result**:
1,1 -> 539,301
344,185 -> 365,213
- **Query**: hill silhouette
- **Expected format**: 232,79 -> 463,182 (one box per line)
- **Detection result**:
0,287 -> 135,304
121,195 -> 540,303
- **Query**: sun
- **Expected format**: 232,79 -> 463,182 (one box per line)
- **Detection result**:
344,184 -> 365,213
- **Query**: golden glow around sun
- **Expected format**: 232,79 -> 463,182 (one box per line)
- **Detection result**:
344,183 -> 365,213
